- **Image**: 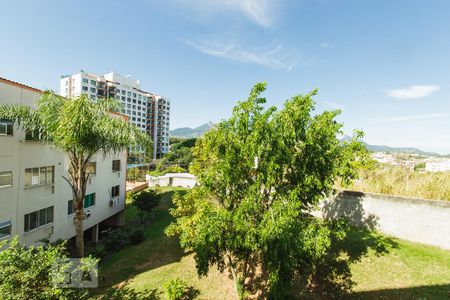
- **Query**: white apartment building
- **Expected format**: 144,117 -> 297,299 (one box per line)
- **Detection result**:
60,71 -> 170,159
0,77 -> 126,245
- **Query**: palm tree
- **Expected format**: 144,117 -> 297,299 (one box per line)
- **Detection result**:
0,92 -> 150,257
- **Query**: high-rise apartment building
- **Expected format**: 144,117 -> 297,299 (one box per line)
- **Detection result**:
0,77 -> 126,245
60,71 -> 170,159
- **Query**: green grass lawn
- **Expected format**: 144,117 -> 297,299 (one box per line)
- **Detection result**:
92,187 -> 450,300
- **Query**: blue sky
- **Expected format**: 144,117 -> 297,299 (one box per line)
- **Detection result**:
1,0 -> 450,153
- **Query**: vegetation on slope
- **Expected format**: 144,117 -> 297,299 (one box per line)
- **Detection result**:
346,166 -> 450,201
93,188 -> 450,300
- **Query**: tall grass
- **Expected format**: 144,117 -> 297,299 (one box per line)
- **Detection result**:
344,166 -> 450,201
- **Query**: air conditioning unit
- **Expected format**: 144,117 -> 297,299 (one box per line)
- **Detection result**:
84,210 -> 92,219
110,198 -> 119,207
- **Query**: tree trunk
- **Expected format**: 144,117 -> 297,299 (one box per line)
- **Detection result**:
74,201 -> 84,258
72,153 -> 89,258
227,252 -> 240,300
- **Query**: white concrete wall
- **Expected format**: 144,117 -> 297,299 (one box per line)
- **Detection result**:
147,173 -> 197,189
0,79 -> 126,246
315,191 -> 450,250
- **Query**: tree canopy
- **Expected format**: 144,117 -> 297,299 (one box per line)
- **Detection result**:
166,83 -> 368,299
0,238 -> 96,300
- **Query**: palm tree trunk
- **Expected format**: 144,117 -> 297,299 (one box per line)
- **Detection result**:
74,203 -> 84,257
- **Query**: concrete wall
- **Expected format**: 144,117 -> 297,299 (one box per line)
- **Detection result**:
147,173 -> 197,189
314,191 -> 450,250
0,78 -> 126,246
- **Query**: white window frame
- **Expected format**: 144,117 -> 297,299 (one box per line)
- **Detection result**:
0,120 -> 13,136
0,220 -> 12,239
24,206 -> 54,233
24,166 -> 54,188
0,170 -> 13,188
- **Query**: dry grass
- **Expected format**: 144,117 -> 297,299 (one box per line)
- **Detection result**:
346,166 -> 450,201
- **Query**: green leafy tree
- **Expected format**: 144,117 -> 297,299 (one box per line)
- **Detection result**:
166,83 -> 368,299
131,188 -> 162,223
0,93 -> 150,257
0,237 -> 97,300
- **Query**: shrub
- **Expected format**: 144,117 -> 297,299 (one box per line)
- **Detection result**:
132,189 -> 161,214
129,228 -> 145,245
104,228 -> 131,252
0,237 -> 93,300
147,165 -> 186,177
87,244 -> 107,259
164,278 -> 188,300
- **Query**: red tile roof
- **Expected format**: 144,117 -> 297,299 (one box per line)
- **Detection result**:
0,76 -> 42,93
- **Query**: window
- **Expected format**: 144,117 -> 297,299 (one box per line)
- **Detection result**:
24,206 -> 53,232
127,91 -> 131,96
82,86 -> 88,91
111,185 -> 120,198
0,171 -> 13,188
112,160 -> 121,172
25,166 -> 54,187
67,200 -> 75,215
84,193 -> 95,208
122,90 -> 126,95
0,220 -> 12,238
82,78 -> 88,84
90,87 -> 96,93
0,119 -> 13,136
87,162 -> 96,176
138,94 -> 142,99
90,80 -> 96,86
122,96 -> 126,101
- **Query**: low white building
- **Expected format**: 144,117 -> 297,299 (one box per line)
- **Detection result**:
147,173 -> 197,189
0,77 -> 126,246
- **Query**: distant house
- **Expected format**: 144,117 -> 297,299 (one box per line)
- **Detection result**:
425,160 -> 450,172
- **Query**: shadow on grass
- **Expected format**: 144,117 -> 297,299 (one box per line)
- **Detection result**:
95,189 -> 189,296
348,284 -> 450,300
321,190 -> 399,260
339,227 -> 399,263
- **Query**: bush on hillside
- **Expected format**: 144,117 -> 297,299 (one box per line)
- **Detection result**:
131,189 -> 162,214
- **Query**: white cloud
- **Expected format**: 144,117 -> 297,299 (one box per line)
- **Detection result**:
385,85 -> 440,100
182,39 -> 300,71
372,113 -> 448,123
172,0 -> 283,27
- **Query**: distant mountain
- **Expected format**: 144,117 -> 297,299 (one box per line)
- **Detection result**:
170,127 -> 443,156
170,122 -> 214,138
341,136 -> 441,156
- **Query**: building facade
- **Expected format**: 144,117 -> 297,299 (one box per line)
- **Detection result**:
0,77 -> 126,246
60,71 -> 170,159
